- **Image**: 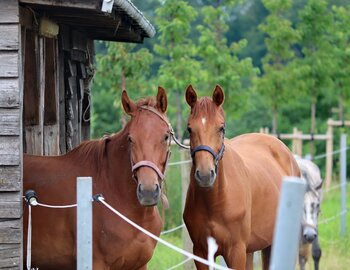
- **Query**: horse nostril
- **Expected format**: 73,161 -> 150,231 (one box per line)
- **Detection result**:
195,170 -> 201,180
210,169 -> 215,177
138,184 -> 143,193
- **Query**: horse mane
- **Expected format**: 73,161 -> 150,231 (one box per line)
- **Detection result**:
191,97 -> 225,119
66,136 -> 112,170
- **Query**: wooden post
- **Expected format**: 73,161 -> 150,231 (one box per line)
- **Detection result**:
180,149 -> 194,270
292,127 -> 298,154
325,120 -> 334,189
297,129 -> 303,157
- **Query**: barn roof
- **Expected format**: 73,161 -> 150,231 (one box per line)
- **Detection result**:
19,0 -> 156,43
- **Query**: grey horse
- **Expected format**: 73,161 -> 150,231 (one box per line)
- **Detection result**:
295,155 -> 323,270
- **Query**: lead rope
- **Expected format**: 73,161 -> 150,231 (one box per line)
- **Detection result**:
170,128 -> 190,150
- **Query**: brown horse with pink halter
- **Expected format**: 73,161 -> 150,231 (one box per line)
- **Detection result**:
23,87 -> 173,269
183,85 -> 300,270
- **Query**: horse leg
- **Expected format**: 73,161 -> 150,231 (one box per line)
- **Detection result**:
193,246 -> 209,270
245,252 -> 254,270
261,246 -> 271,270
224,243 -> 247,270
299,254 -> 307,270
312,237 -> 321,270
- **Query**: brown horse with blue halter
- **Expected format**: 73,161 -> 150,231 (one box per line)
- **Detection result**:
183,85 -> 300,270
23,87 -> 172,269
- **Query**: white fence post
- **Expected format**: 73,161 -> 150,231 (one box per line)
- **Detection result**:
269,177 -> 306,270
340,134 -> 347,236
77,177 -> 93,270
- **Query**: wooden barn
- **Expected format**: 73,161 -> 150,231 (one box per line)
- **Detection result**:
0,0 -> 155,268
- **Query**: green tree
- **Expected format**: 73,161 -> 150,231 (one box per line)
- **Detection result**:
256,0 -> 299,133
92,43 -> 153,137
196,3 -> 258,135
329,4 -> 350,121
154,1 -> 202,139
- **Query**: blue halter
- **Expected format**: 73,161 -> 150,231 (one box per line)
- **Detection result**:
190,143 -> 225,174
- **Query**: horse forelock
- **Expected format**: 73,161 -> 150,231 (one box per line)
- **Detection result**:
190,97 -> 224,120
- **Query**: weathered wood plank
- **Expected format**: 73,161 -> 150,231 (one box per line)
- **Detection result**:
24,126 -> 43,155
0,243 -> 21,268
0,0 -> 19,23
44,38 -> 58,125
0,220 -> 21,243
58,46 -> 66,154
23,30 -> 39,125
0,108 -> 20,136
0,78 -> 20,108
19,0 -> 100,10
0,53 -> 18,78
0,192 -> 21,219
0,24 -> 19,50
0,136 -> 20,166
0,166 -> 21,191
44,125 -> 60,155
72,30 -> 87,51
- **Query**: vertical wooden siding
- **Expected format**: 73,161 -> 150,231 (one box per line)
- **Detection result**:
0,0 -> 22,268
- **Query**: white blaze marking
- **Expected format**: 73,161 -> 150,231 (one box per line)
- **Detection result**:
201,117 -> 206,125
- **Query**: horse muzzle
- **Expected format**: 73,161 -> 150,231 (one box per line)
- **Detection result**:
136,183 -> 160,206
195,168 -> 216,188
303,226 -> 317,243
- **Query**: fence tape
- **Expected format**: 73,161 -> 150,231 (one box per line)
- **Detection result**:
168,159 -> 192,166
96,195 -> 231,270
161,224 -> 185,235
319,210 -> 347,225
312,146 -> 349,160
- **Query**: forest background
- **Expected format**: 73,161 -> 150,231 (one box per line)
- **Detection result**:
91,0 -> 350,172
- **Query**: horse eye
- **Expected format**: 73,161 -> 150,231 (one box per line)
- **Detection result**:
164,134 -> 169,142
128,136 -> 133,144
187,127 -> 192,134
218,126 -> 225,135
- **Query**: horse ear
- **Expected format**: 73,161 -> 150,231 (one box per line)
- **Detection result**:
212,85 -> 224,107
157,86 -> 167,113
121,90 -> 137,116
185,85 -> 197,108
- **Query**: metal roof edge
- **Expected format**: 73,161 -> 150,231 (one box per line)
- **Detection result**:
114,0 -> 156,38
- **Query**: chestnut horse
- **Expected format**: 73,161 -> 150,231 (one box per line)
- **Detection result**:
183,85 -> 300,270
23,87 -> 171,269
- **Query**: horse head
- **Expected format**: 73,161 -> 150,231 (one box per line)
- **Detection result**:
185,84 -> 225,188
302,190 -> 320,243
122,87 -> 171,206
